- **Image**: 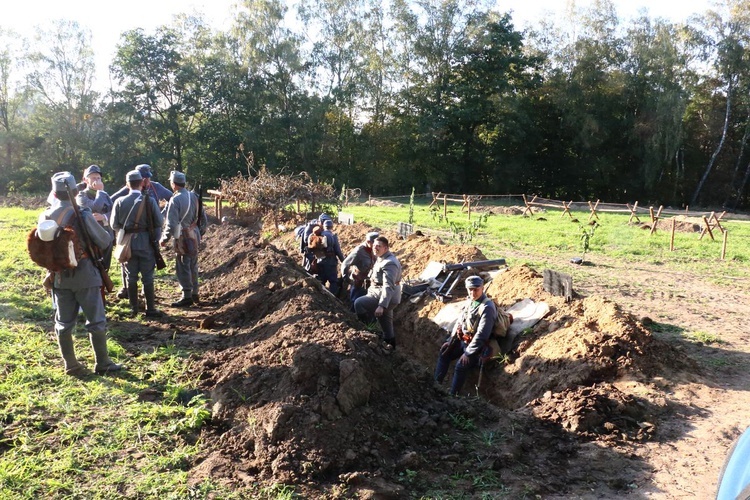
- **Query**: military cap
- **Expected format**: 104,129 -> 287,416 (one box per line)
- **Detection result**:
83,164 -> 102,178
465,276 -> 484,289
323,219 -> 334,229
169,170 -> 186,184
366,231 -> 379,243
126,170 -> 143,182
135,164 -> 152,178
51,172 -> 78,193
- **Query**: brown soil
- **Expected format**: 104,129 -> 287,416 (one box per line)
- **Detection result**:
111,216 -> 750,499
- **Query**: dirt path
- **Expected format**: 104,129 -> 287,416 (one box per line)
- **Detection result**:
509,250 -> 750,498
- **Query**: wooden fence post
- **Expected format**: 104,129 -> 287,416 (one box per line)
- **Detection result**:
628,201 -> 640,223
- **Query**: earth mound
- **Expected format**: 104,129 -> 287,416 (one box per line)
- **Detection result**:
185,219 -> 698,496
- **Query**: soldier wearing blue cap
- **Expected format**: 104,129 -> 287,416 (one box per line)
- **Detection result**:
317,219 -> 345,295
434,275 -> 497,396
76,164 -> 114,269
111,164 -> 173,205
160,170 -> 208,307
341,231 -> 379,308
354,236 -> 402,348
299,213 -> 333,274
110,164 -> 173,299
39,172 -> 123,376
111,169 -> 165,317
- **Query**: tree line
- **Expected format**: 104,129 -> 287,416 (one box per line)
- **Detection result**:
1,0 -> 749,210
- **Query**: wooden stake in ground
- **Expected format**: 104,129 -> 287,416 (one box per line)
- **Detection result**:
627,201 -> 640,223
207,189 -> 223,219
722,230 -> 728,260
588,200 -> 600,221
649,206 -> 663,235
522,194 -> 536,216
701,215 -> 715,241
561,200 -> 573,219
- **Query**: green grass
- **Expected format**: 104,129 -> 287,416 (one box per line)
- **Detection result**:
346,198 -> 750,280
3,200 -> 749,498
0,206 -> 247,499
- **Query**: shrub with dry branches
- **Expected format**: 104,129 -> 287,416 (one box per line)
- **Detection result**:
220,147 -> 337,233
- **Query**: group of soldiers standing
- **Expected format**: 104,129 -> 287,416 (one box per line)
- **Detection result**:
37,164 -> 206,376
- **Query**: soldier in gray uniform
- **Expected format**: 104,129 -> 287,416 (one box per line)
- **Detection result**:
434,276 -> 498,396
40,172 -> 123,375
111,164 -> 172,299
76,164 -> 114,270
159,170 -> 208,307
341,231 -> 378,308
111,170 -> 164,317
353,236 -> 403,348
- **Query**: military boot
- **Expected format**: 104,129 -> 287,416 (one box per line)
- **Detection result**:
58,331 -> 86,375
90,330 -> 125,374
171,293 -> 194,308
127,282 -> 139,316
143,282 -> 164,318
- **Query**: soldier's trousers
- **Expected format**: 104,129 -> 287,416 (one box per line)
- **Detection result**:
176,253 -> 199,298
353,294 -> 396,341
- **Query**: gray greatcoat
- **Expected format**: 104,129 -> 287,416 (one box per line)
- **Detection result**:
40,199 -> 116,373
161,188 -> 208,299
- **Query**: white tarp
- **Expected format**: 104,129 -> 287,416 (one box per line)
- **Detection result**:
432,297 -> 550,353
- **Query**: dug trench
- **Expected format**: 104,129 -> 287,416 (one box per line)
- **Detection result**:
113,219 -> 713,498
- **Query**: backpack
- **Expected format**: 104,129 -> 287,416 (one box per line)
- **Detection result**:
478,297 -> 514,364
27,208 -> 85,272
307,225 -> 329,254
480,297 -> 514,339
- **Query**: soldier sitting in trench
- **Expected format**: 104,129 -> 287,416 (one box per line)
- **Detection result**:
434,276 -> 497,396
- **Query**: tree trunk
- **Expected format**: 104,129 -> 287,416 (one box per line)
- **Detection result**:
724,105 -> 750,208
690,81 -> 733,207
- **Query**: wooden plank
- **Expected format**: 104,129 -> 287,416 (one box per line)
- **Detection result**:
543,269 -> 573,302
588,199 -> 600,221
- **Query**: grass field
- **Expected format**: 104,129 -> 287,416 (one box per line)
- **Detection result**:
343,198 -> 750,281
1,199 -> 748,499
0,207 -> 246,499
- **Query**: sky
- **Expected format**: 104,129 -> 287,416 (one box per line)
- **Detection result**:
2,0 -> 718,92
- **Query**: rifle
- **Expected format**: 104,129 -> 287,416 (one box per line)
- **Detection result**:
65,185 -> 115,299
196,182 -> 205,236
143,190 -> 167,270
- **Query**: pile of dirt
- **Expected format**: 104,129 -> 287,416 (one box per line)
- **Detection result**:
483,205 -> 529,216
523,383 -> 662,442
181,219 -> 698,496
640,215 -> 702,233
363,199 -> 403,207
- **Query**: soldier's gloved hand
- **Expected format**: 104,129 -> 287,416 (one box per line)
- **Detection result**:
458,354 -> 471,366
439,342 -> 451,356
